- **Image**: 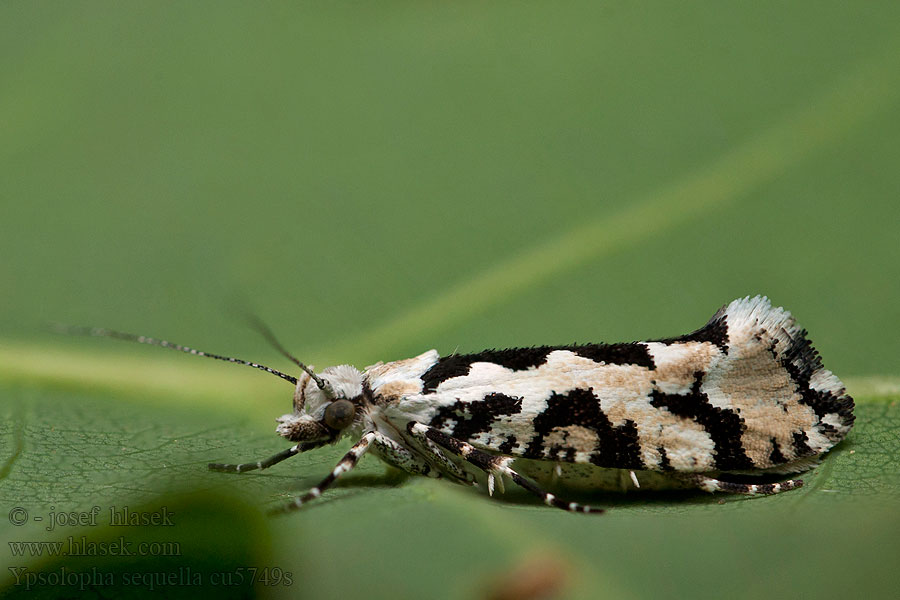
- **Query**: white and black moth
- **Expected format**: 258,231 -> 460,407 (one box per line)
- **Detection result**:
80,296 -> 853,514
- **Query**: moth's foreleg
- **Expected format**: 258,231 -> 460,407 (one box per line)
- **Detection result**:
209,444 -> 303,474
685,474 -> 804,495
271,432 -> 377,514
407,423 -> 604,514
208,440 -> 327,474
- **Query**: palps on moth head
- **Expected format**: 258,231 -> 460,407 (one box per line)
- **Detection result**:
66,296 -> 854,514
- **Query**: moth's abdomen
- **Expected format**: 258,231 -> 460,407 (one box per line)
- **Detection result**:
416,296 -> 853,476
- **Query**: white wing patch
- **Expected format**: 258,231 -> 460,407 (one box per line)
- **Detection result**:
366,350 -> 439,403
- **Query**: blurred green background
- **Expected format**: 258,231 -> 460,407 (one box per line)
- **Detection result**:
2,2 -> 899,599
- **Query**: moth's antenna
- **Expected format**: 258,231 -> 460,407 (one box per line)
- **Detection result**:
54,325 -> 299,385
240,314 -> 329,393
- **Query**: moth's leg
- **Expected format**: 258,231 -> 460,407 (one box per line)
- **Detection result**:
407,423 -> 604,514
271,432 -> 377,514
404,423 -> 476,485
629,470 -> 641,489
209,443 -> 306,473
684,474 -> 804,495
370,431 -> 442,479
208,448 -> 296,473
551,463 -> 563,484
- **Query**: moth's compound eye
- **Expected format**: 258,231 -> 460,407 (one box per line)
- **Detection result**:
323,399 -> 355,430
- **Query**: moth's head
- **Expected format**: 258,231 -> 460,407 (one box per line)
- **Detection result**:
275,364 -> 365,443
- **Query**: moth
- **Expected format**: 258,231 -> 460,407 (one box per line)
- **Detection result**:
77,296 -> 854,514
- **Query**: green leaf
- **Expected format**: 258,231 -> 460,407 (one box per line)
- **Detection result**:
1,355 -> 898,599
3,2 -> 900,599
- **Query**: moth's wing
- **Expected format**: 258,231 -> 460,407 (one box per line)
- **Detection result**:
386,297 -> 853,475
